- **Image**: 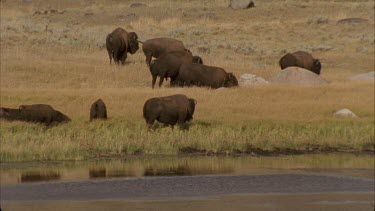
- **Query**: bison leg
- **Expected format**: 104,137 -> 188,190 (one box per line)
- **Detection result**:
121,52 -> 127,65
107,50 -> 113,65
158,77 -> 165,88
152,75 -> 157,89
145,53 -> 152,67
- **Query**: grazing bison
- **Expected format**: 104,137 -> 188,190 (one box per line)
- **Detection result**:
1,104 -> 70,125
174,63 -> 239,89
106,27 -> 139,65
279,51 -> 322,75
140,37 -> 187,66
192,56 -> 203,64
143,94 -> 197,129
149,50 -> 193,88
90,99 -> 107,121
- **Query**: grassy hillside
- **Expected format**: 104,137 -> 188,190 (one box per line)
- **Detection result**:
0,0 -> 374,161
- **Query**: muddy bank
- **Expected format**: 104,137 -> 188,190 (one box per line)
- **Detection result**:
2,193 -> 374,211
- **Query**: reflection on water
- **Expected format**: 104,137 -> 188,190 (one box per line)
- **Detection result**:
144,165 -> 193,177
1,153 -> 374,185
20,172 -> 60,183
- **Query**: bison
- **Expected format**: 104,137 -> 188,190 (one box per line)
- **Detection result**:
279,51 -> 322,75
1,104 -> 70,125
90,99 -> 107,121
140,37 -> 188,67
174,63 -> 239,89
106,27 -> 139,65
149,50 -> 193,89
143,94 -> 197,129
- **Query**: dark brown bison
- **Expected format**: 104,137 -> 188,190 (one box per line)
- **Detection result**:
1,104 -> 70,125
279,51 -> 322,75
149,50 -> 193,89
192,56 -> 203,64
143,94 -> 197,129
174,63 -> 239,89
106,27 -> 139,65
140,37 -> 187,66
90,99 -> 107,121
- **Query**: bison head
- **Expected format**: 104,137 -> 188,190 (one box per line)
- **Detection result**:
224,73 -> 239,87
312,59 -> 322,75
0,107 -> 22,120
192,56 -> 203,64
186,98 -> 197,122
127,32 -> 139,54
53,111 -> 71,123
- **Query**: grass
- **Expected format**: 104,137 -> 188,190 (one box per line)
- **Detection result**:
0,0 -> 374,161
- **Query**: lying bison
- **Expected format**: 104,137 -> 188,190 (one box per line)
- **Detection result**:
149,50 -> 193,88
0,104 -> 70,125
106,27 -> 139,65
143,94 -> 197,129
174,63 -> 239,89
90,99 -> 107,121
140,37 -> 187,66
279,51 -> 322,75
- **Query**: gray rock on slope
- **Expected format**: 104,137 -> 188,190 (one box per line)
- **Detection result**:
333,108 -> 358,118
229,0 -> 255,9
239,74 -> 269,86
269,67 -> 328,85
350,71 -> 375,81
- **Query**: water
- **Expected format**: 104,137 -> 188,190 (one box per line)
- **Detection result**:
1,153 -> 373,185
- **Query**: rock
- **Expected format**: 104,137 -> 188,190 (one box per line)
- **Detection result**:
337,18 -> 368,25
215,87 -> 227,91
269,67 -> 328,85
333,108 -> 358,118
130,3 -> 147,8
350,71 -> 375,81
229,0 -> 255,10
239,74 -> 269,86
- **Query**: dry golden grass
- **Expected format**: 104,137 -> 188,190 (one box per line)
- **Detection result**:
0,0 -> 374,161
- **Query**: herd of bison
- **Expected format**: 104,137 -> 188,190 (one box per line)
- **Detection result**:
0,27 -> 322,129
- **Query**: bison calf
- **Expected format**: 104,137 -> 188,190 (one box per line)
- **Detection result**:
90,99 -> 108,121
279,51 -> 322,75
143,94 -> 197,129
175,63 -> 239,89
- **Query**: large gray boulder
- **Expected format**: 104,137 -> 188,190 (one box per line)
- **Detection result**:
239,73 -> 269,86
350,71 -> 375,81
229,0 -> 255,9
333,108 -> 358,118
269,67 -> 328,85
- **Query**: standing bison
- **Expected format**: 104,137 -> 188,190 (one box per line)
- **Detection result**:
1,104 -> 71,125
174,63 -> 239,89
143,94 -> 197,129
279,51 -> 322,75
149,50 -> 193,88
106,27 -> 139,65
90,99 -> 107,121
140,37 -> 188,66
